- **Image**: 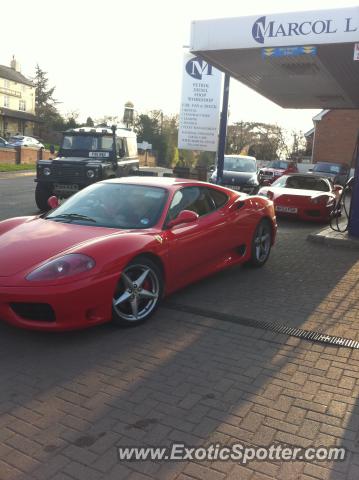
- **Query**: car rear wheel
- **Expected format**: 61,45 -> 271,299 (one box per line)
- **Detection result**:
112,256 -> 163,326
249,219 -> 272,267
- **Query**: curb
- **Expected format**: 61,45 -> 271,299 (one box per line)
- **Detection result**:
0,171 -> 36,179
307,227 -> 359,250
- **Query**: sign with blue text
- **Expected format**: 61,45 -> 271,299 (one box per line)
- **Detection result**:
178,53 -> 223,152
262,46 -> 317,58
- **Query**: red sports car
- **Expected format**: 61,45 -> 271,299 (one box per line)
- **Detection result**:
0,177 -> 276,331
258,160 -> 298,185
258,173 -> 342,222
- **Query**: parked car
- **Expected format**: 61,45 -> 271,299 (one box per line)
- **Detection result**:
258,173 -> 342,222
8,135 -> 44,149
0,176 -> 276,331
0,137 -> 9,148
258,160 -> 298,185
210,154 -> 259,194
35,126 -> 139,211
310,162 -> 349,186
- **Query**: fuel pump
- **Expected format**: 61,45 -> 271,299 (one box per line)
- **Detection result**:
330,133 -> 359,234
347,133 -> 359,237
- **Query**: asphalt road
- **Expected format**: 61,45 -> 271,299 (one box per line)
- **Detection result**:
0,173 -> 38,221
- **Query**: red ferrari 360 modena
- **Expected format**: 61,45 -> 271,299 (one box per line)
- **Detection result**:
0,177 -> 276,331
258,173 -> 342,222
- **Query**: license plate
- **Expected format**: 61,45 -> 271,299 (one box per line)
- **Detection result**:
275,206 -> 298,213
223,184 -> 241,191
54,183 -> 79,192
89,152 -> 109,158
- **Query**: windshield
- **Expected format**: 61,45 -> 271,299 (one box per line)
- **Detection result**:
312,163 -> 344,174
61,135 -> 114,151
273,175 -> 330,192
46,183 -> 168,229
223,157 -> 257,173
268,160 -> 289,170
8,136 -> 24,142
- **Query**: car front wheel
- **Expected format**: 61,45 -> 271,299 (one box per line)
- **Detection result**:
35,182 -> 53,211
112,256 -> 163,326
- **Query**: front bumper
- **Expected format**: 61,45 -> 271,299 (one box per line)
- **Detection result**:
275,204 -> 333,222
0,273 -> 118,331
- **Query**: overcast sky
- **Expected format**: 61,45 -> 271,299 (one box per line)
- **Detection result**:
3,0 -> 358,132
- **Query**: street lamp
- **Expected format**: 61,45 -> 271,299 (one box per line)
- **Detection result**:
123,101 -> 135,129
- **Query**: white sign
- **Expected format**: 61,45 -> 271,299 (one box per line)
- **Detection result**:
190,6 -> 359,50
178,53 -> 223,152
137,141 -> 152,150
354,43 -> 359,61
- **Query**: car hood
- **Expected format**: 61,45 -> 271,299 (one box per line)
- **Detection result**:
0,217 -> 130,277
271,187 -> 331,199
214,170 -> 258,185
54,157 -> 98,163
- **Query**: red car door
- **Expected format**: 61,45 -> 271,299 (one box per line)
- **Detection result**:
164,186 -> 230,289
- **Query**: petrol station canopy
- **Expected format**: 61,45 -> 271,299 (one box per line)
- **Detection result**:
189,7 -> 359,109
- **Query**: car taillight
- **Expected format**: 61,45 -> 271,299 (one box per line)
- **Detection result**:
26,254 -> 96,281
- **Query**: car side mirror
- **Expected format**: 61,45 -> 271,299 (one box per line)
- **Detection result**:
49,145 -> 55,154
48,195 -> 59,209
167,209 -> 199,229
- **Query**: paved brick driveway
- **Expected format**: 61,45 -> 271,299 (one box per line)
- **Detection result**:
1,217 -> 359,480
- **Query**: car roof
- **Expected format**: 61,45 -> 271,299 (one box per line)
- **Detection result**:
314,162 -> 347,167
103,176 -> 214,190
224,154 -> 256,161
66,126 -> 136,138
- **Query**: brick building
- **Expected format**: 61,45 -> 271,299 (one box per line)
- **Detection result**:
305,109 -> 359,166
0,57 -> 39,137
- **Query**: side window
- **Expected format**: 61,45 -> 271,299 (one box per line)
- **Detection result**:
206,188 -> 228,209
167,187 -> 214,220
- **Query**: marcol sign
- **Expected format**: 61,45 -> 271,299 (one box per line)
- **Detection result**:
252,13 -> 358,44
190,7 -> 359,51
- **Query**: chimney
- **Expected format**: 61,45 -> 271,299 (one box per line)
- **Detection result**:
10,55 -> 21,72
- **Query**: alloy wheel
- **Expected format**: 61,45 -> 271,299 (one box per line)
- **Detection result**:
113,263 -> 160,322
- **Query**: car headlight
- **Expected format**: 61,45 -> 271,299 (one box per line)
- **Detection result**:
26,254 -> 96,281
87,169 -> 95,178
311,195 -> 329,205
247,176 -> 257,185
43,167 -> 51,176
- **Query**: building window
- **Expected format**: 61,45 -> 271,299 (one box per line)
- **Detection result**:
19,100 -> 26,111
4,96 -> 10,107
4,79 -> 10,88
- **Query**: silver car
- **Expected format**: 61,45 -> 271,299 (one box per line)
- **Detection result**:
8,135 -> 44,149
310,162 -> 350,186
